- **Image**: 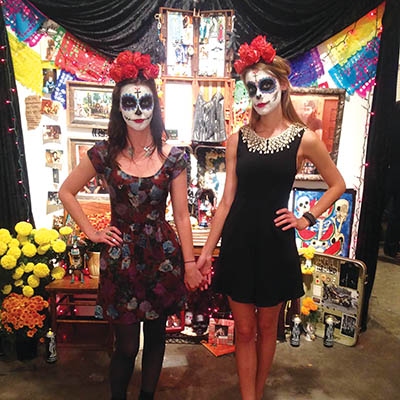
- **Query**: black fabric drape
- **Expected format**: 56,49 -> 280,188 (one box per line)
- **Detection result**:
26,0 -> 382,60
355,0 -> 400,331
0,5 -> 35,230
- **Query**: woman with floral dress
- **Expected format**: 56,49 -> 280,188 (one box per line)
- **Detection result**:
59,51 -> 204,400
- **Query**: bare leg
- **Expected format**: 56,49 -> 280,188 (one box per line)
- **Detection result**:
255,303 -> 282,400
228,297 -> 257,400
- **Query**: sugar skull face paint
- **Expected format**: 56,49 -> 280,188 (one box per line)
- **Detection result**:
244,69 -> 282,116
120,83 -> 154,130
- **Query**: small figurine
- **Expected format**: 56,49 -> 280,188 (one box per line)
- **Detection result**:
324,315 -> 335,347
45,328 -> 57,363
68,236 -> 85,283
290,314 -> 302,347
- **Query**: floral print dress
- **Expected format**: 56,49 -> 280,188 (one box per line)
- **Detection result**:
87,142 -> 188,324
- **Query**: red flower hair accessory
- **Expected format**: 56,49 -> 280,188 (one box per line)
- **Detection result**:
234,35 -> 276,75
109,50 -> 159,83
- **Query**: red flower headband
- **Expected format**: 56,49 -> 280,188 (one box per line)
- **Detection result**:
109,50 -> 159,83
233,35 -> 276,75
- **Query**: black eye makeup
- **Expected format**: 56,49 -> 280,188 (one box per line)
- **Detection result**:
259,77 -> 276,93
246,82 -> 257,98
121,94 -> 137,110
139,94 -> 153,110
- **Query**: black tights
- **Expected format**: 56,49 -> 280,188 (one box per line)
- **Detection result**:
110,315 -> 167,400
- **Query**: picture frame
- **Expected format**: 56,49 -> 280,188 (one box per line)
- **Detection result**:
292,188 -> 356,257
66,81 -> 113,129
208,318 -> 234,346
291,87 -> 346,180
68,138 -> 109,197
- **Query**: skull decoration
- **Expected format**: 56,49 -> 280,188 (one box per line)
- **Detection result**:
335,199 -> 349,224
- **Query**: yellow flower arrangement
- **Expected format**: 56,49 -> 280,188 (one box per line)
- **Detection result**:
0,293 -> 49,338
0,221 -> 69,300
300,296 -> 320,324
299,246 -> 316,274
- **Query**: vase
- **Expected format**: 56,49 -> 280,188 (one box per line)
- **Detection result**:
15,336 -> 38,361
305,322 -> 316,341
87,251 -> 100,278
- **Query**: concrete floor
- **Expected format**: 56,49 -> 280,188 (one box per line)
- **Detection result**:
1,250 -> 400,400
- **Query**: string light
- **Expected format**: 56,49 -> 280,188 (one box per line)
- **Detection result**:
0,27 -> 33,224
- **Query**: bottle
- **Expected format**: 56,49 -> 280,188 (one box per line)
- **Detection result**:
45,328 -> 57,363
323,316 -> 335,347
290,314 -> 302,347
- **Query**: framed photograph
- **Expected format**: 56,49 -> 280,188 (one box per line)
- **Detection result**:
291,87 -> 346,180
68,138 -> 109,196
66,81 -> 113,128
195,145 -> 226,207
208,318 -> 234,346
292,188 -> 356,257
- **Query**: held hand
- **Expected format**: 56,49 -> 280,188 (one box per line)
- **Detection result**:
89,226 -> 123,247
196,254 -> 213,291
184,262 -> 204,291
274,208 -> 306,231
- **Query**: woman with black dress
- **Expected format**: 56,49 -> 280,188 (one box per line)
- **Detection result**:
197,36 -> 345,400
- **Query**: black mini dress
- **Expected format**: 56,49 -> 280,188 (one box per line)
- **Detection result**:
214,124 -> 306,307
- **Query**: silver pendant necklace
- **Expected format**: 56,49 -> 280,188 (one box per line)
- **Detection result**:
126,138 -> 154,159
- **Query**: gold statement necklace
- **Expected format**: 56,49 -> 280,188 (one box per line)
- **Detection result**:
241,123 -> 303,154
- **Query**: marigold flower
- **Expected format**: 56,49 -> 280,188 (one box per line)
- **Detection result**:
1,284 -> 12,295
7,246 -> 21,259
22,285 -> 34,297
23,262 -> 35,272
34,228 -> 52,246
52,239 -> 66,253
27,274 -> 40,288
299,246 -> 316,260
15,221 -> 33,236
8,238 -> 20,248
0,241 -> 7,256
21,242 -> 37,257
33,263 -> 50,278
1,254 -> 17,269
59,226 -> 73,236
12,266 -> 24,280
37,244 -> 51,255
51,266 -> 66,280
0,228 -> 12,244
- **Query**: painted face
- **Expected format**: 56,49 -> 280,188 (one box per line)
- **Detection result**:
120,83 -> 154,130
244,69 -> 282,115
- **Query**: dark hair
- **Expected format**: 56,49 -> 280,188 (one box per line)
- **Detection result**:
106,77 -> 166,168
241,56 -> 305,129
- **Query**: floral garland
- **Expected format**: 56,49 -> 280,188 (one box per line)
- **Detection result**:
109,50 -> 159,83
233,35 -> 276,75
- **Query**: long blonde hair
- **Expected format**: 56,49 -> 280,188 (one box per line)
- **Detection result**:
241,57 -> 305,129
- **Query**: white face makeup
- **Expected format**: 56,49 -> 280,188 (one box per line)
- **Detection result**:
244,69 -> 282,116
120,83 -> 154,131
